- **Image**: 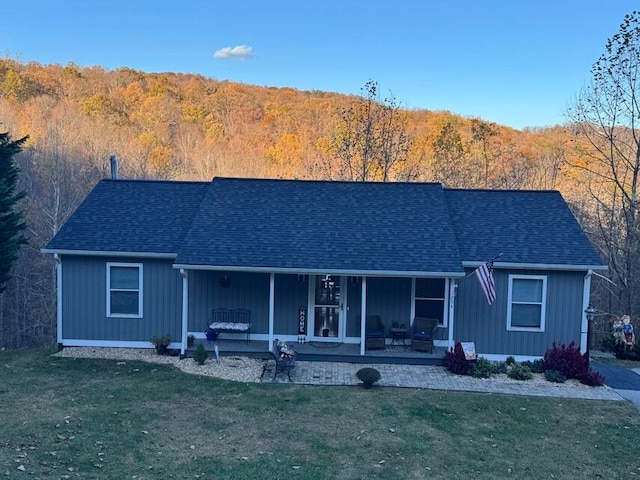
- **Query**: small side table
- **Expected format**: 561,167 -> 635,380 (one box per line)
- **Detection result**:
390,328 -> 409,349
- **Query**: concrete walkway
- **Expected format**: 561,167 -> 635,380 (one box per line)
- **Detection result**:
262,360 -> 623,402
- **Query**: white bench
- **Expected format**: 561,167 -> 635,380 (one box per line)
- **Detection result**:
205,308 -> 251,343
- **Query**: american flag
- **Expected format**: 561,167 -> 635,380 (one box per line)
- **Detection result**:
475,262 -> 496,305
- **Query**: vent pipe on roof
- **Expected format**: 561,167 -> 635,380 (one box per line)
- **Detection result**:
110,155 -> 118,179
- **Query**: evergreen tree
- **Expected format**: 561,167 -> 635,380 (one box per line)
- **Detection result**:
0,132 -> 27,293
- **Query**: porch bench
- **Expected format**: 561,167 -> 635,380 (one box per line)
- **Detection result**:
205,308 -> 251,343
271,339 -> 296,381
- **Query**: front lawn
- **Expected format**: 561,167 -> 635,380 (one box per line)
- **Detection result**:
1,349 -> 639,479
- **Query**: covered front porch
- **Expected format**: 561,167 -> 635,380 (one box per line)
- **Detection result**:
187,338 -> 447,365
179,269 -> 460,358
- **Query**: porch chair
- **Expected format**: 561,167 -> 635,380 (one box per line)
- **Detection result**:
365,315 -> 386,350
410,317 -> 438,353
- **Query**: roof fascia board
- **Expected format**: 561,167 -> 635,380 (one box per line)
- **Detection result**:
462,261 -> 608,272
173,263 -> 465,278
41,249 -> 177,259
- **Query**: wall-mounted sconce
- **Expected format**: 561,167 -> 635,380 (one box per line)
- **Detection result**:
220,274 -> 231,288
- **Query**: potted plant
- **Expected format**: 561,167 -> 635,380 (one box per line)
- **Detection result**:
187,334 -> 196,347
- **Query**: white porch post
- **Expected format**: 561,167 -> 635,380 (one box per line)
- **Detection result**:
180,269 -> 189,357
55,254 -> 63,347
447,279 -> 457,351
359,276 -> 367,356
580,270 -> 593,354
268,273 -> 275,349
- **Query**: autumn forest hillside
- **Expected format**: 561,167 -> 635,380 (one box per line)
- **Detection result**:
0,58 -> 609,348
0,59 -> 584,187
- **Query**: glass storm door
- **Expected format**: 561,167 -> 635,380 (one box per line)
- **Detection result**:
311,275 -> 346,340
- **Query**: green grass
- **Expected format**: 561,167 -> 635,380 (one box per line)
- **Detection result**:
592,356 -> 640,369
1,349 -> 639,479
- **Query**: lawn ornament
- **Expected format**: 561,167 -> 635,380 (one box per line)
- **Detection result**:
622,315 -> 635,346
612,317 -> 625,345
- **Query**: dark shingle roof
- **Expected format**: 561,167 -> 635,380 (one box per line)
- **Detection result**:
175,178 -> 463,273
444,189 -> 603,266
45,177 -> 604,271
45,179 -> 208,255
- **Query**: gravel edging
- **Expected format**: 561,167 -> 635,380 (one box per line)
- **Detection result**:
53,347 -> 266,383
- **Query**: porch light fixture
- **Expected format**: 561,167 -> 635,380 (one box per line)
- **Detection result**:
220,274 -> 231,289
297,274 -> 306,284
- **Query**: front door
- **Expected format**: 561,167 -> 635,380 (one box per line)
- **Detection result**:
310,275 -> 346,341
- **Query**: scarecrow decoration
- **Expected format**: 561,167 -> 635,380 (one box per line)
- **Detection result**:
621,315 -> 635,347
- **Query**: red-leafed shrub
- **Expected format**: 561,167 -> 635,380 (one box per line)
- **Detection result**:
542,342 -> 588,379
542,341 -> 605,386
576,369 -> 605,387
445,342 -> 471,375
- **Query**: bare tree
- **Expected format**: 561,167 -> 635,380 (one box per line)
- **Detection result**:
331,80 -> 412,182
471,119 -> 498,187
567,11 -> 640,318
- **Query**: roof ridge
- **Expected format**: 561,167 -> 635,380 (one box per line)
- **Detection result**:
445,187 -> 561,194
212,177 -> 443,186
102,178 -> 210,185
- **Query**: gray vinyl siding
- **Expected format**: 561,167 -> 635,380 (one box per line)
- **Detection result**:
274,274 -> 308,335
188,271 -> 270,334
61,256 -> 182,342
455,268 -> 585,356
363,277 -> 412,334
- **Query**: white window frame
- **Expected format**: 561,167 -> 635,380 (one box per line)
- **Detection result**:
411,277 -> 448,327
107,262 -> 143,318
507,274 -> 547,332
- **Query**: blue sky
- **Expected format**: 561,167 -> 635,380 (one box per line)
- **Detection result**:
2,1 -> 637,129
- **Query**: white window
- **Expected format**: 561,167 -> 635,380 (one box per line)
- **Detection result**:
507,275 -> 546,331
107,262 -> 143,318
413,278 -> 447,327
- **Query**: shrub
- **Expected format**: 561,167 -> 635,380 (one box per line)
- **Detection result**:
193,344 -> 208,365
544,369 -> 567,383
505,356 -> 516,366
521,359 -> 545,374
542,341 -> 605,386
613,343 -> 640,361
492,361 -> 508,375
445,342 -> 471,375
469,357 -> 493,378
151,335 -> 171,355
507,363 -> 533,381
577,369 -> 605,387
542,342 -> 588,379
356,367 -> 381,388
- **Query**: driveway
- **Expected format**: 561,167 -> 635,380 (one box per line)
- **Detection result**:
592,362 -> 640,410
591,363 -> 640,390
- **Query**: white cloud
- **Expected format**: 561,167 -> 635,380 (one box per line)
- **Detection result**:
214,45 -> 254,59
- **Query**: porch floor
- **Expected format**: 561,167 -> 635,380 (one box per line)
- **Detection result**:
189,339 -> 446,365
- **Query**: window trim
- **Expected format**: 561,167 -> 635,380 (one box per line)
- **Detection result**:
506,274 -> 547,332
106,262 -> 143,318
411,277 -> 448,327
